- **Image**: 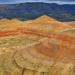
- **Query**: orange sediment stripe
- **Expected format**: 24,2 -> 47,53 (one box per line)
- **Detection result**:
0,28 -> 53,38
0,27 -> 75,45
0,30 -> 19,37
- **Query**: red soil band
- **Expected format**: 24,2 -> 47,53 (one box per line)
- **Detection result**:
0,28 -> 53,38
0,27 -> 75,45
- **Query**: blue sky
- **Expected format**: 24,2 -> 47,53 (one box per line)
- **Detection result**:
0,0 -> 75,4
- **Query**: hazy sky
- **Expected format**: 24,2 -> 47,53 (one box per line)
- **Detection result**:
0,0 -> 75,4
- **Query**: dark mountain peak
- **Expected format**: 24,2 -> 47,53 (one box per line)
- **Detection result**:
0,2 -> 75,22
19,2 -> 58,5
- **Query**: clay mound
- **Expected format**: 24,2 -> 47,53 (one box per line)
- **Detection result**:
14,38 -> 75,70
0,18 -> 22,24
34,15 -> 56,22
14,38 -> 58,72
23,15 -> 72,33
0,19 -> 23,31
1,36 -> 75,75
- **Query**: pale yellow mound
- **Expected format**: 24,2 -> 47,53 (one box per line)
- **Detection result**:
0,15 -> 72,34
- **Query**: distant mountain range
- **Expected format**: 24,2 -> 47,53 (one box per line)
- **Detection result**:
0,2 -> 75,22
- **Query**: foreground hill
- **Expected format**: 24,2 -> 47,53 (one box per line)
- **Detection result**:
0,16 -> 75,75
0,2 -> 75,21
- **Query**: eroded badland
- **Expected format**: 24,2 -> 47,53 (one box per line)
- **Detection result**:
0,15 -> 75,75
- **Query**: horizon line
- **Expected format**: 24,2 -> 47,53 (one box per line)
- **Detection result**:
0,1 -> 75,5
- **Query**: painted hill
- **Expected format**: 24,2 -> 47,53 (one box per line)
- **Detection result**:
0,15 -> 72,34
23,15 -> 72,33
0,2 -> 75,21
0,16 -> 75,75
